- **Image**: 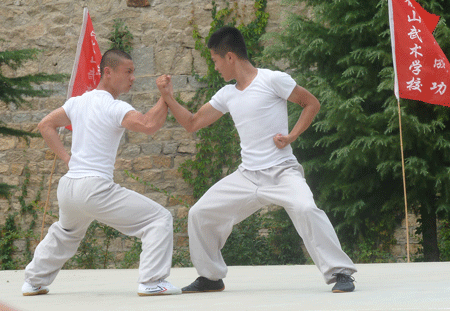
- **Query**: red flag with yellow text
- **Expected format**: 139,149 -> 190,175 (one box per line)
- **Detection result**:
66,8 -> 102,130
388,0 -> 450,106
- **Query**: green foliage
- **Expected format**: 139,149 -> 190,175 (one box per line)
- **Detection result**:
0,213 -> 20,269
0,48 -> 67,106
0,164 -> 44,269
437,220 -> 450,261
0,45 -> 66,199
261,0 -> 450,261
180,0 -> 269,199
0,43 -> 64,268
0,183 -> 15,200
108,19 -> 134,54
119,238 -> 142,269
63,221 -> 127,269
222,209 -> 306,266
342,220 -> 396,263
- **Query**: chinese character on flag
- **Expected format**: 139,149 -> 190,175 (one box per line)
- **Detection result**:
66,8 -> 102,130
388,0 -> 450,107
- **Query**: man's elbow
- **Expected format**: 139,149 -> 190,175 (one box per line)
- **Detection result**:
37,119 -> 48,134
142,120 -> 165,135
314,101 -> 321,113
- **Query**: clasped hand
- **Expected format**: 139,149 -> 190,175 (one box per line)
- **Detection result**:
156,74 -> 174,98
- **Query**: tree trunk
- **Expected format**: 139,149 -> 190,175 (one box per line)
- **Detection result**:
419,206 -> 440,261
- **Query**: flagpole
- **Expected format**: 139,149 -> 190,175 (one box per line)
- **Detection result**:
397,99 -> 410,263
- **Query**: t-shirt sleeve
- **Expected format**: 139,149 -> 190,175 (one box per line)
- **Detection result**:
209,86 -> 229,114
270,71 -> 297,100
111,100 -> 136,127
61,97 -> 76,120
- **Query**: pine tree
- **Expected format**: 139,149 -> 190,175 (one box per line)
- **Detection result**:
0,47 -> 66,199
262,0 -> 450,261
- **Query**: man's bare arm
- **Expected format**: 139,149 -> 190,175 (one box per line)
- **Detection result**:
38,107 -> 72,166
156,75 -> 223,132
273,85 -> 321,149
121,96 -> 168,135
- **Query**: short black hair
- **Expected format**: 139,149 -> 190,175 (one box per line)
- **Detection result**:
207,26 -> 248,60
100,49 -> 132,78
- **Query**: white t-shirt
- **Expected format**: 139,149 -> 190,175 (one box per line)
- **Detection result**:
210,68 -> 297,171
62,89 -> 135,180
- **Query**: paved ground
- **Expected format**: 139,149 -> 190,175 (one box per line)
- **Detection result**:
1,262 -> 449,311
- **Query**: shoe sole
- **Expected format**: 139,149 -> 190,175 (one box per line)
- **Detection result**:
182,286 -> 225,294
138,290 -> 182,296
138,293 -> 178,296
22,289 -> 49,296
332,289 -> 354,293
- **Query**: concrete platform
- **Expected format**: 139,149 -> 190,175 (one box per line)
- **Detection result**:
1,262 -> 449,311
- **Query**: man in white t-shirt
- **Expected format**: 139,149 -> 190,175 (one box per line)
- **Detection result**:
22,50 -> 181,297
156,26 -> 357,293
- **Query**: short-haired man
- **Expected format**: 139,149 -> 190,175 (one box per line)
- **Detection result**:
22,49 -> 181,297
157,26 -> 357,293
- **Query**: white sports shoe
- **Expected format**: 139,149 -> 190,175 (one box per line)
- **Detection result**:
22,282 -> 49,296
138,279 -> 182,296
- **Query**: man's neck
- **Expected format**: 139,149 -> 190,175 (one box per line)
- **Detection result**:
234,62 -> 258,91
96,81 -> 119,99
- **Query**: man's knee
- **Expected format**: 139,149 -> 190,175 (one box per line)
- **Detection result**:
287,198 -> 319,216
188,204 -> 212,227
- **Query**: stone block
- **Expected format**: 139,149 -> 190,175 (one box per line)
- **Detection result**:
151,128 -> 173,141
139,169 -> 163,183
178,141 -> 197,154
127,0 -> 150,7
28,137 -> 45,149
115,158 -> 133,171
0,164 -> 9,174
162,142 -> 179,154
172,128 -> 196,140
133,156 -> 153,171
151,155 -> 172,168
120,145 -> 141,158
132,46 -> 154,76
132,76 -> 157,93
0,136 -> 17,151
163,168 -> 182,180
127,131 -> 148,145
141,142 -> 163,155
131,93 -> 157,112
126,181 -> 146,194
3,175 -> 19,186
10,163 -> 25,176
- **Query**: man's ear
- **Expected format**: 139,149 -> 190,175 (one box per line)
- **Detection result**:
226,51 -> 236,63
103,66 -> 112,77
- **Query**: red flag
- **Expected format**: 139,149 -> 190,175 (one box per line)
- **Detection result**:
66,8 -> 102,130
389,0 -> 450,107
407,0 -> 440,33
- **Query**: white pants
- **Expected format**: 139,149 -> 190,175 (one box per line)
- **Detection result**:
188,160 -> 357,284
25,176 -> 173,286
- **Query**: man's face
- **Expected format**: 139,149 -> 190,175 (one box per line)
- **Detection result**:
111,58 -> 135,94
210,50 -> 233,82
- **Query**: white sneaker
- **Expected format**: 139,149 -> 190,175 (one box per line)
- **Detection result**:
138,279 -> 182,296
22,282 -> 49,296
